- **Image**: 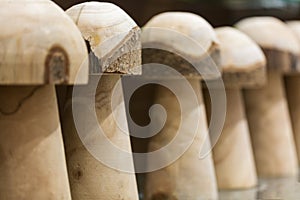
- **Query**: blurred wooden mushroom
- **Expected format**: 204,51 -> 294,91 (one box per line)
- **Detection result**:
0,0 -> 88,199
236,17 -> 299,177
142,12 -> 221,200
204,27 -> 266,189
285,21 -> 300,165
62,2 -> 141,200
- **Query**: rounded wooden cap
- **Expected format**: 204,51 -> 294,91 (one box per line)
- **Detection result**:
287,21 -> 300,39
66,2 -> 141,75
215,27 -> 266,88
0,0 -> 88,85
236,17 -> 300,73
142,12 -> 221,80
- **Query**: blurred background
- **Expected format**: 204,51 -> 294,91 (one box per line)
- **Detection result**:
54,0 -> 300,26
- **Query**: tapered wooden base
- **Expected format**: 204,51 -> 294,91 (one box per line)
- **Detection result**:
62,75 -> 139,200
205,88 -> 257,189
0,85 -> 71,199
145,79 -> 218,200
285,75 -> 300,165
244,71 -> 298,177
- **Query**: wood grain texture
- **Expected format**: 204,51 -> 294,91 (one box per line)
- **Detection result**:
0,0 -> 88,84
0,85 -> 71,199
142,46 -> 221,80
142,12 -> 221,80
62,2 -> 141,199
236,17 -> 300,56
143,12 -> 219,58
236,17 -> 299,177
215,27 -> 266,88
66,2 -> 141,75
236,17 -> 300,73
62,75 -> 139,200
142,12 -> 219,199
205,89 -> 257,189
285,21 -> 300,165
145,80 -> 218,200
205,27 -> 262,189
243,72 -> 298,177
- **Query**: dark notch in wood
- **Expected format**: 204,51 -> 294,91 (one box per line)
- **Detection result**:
222,66 -> 266,88
263,48 -> 299,73
45,45 -> 69,84
142,43 -> 221,80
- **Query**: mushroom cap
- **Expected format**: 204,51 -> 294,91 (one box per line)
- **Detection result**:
143,12 -> 219,58
235,17 -> 300,72
287,21 -> 300,45
66,2 -> 141,75
0,0 -> 88,85
215,27 -> 266,88
236,17 -> 299,54
142,12 -> 221,79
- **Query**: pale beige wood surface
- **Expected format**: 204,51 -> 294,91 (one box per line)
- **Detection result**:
215,27 -> 266,88
287,21 -> 300,36
0,0 -> 88,84
236,17 -> 299,177
0,86 -> 71,199
205,89 -> 257,189
0,1 -> 89,199
236,17 -> 300,55
285,21 -> 300,165
66,2 -> 141,75
285,76 -> 300,165
63,2 -> 140,199
142,12 -> 219,200
142,12 -> 221,79
145,80 -> 218,200
215,27 -> 266,72
236,17 -> 300,73
62,76 -> 139,200
243,72 -> 298,177
143,12 -> 219,58
205,27 -> 265,190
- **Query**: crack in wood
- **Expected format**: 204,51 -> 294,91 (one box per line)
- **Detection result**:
75,5 -> 85,26
0,86 -> 42,115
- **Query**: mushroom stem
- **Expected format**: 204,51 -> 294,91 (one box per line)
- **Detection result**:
62,75 -> 139,200
204,88 -> 257,189
145,79 -> 217,200
0,85 -> 71,199
243,71 -> 298,177
285,75 -> 300,165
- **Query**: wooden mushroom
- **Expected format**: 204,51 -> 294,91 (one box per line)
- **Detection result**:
205,27 -> 266,189
142,12 -> 220,200
235,17 -> 299,177
285,21 -> 300,165
62,2 -> 140,200
204,27 -> 266,189
0,0 -> 88,199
